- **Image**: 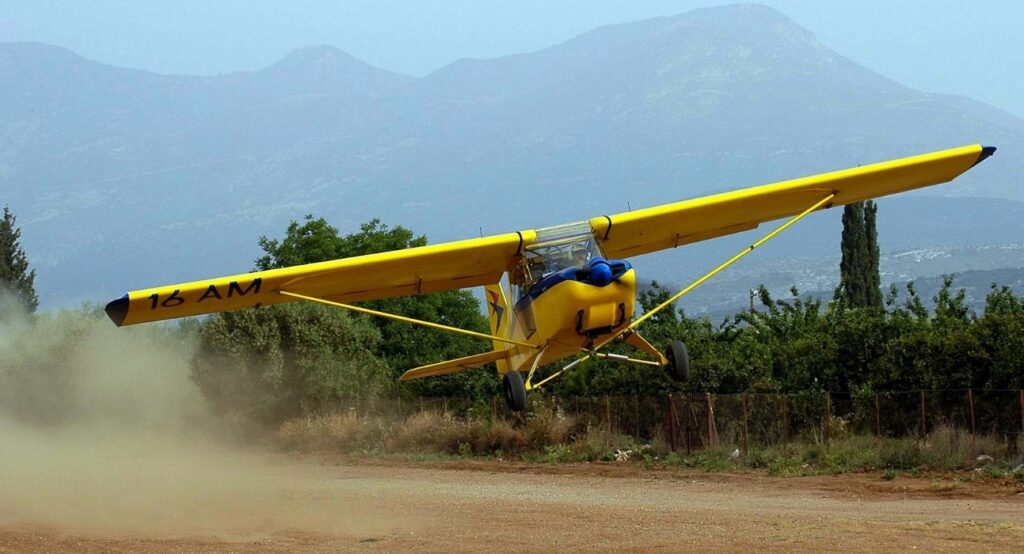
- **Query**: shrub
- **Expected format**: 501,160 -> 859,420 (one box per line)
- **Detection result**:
191,303 -> 391,425
523,403 -> 579,449
474,419 -> 527,453
275,411 -> 367,451
388,410 -> 448,452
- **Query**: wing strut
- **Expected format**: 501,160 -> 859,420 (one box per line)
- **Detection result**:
278,290 -> 540,349
623,192 -> 836,334
530,192 -> 837,389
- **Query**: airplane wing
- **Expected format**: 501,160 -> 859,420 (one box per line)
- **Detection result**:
589,144 -> 995,260
107,144 -> 993,327
106,231 -> 535,326
399,349 -> 511,381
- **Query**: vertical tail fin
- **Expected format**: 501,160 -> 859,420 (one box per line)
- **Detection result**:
484,283 -> 511,373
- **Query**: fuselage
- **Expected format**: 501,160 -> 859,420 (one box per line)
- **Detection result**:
504,263 -> 637,372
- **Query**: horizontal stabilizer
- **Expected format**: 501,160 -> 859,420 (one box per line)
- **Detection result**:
400,349 -> 510,381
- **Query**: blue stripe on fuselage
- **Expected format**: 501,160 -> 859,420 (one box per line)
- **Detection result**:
513,257 -> 632,313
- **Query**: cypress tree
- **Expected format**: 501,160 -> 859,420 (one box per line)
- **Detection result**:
863,200 -> 883,308
0,206 -> 39,314
836,201 -> 882,309
837,202 -> 866,306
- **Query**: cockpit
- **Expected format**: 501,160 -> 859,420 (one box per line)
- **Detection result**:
514,221 -> 631,302
523,227 -> 600,281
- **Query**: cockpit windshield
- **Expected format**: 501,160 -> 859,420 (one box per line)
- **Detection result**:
518,221 -> 602,296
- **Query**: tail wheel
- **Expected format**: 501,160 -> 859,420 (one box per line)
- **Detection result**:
502,371 -> 527,412
665,340 -> 690,382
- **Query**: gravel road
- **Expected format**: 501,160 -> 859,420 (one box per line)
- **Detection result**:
2,459 -> 1022,552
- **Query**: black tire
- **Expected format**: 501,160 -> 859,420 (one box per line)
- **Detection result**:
665,340 -> 690,382
502,371 -> 527,412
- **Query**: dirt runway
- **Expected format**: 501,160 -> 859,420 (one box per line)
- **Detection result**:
1,459 -> 1022,553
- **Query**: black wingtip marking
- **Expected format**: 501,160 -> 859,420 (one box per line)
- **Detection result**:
972,145 -> 997,167
105,294 -> 129,326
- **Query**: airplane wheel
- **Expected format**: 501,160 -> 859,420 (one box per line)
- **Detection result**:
502,371 -> 527,412
665,340 -> 690,382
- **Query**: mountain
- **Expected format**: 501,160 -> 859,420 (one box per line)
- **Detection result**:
1,4 -> 1022,308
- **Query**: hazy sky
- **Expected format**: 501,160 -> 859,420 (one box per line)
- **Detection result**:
3,0 -> 1022,117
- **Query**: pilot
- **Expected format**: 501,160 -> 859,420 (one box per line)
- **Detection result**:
571,245 -> 591,266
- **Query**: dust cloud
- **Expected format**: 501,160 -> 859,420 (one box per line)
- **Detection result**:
0,296 -> 398,540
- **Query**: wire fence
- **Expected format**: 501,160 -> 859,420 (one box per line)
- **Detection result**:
343,390 -> 1024,453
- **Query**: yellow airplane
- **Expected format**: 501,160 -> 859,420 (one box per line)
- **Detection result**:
106,144 -> 995,411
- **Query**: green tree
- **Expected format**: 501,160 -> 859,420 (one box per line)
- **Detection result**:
973,285 -> 1024,389
0,206 -> 38,314
192,302 -> 390,424
863,201 -> 883,308
836,201 -> 882,309
255,216 -> 497,397
255,216 -> 424,270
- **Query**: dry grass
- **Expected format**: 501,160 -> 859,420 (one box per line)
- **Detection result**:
273,410 -> 1023,477
922,424 -> 1005,467
471,419 -> 527,453
274,403 -> 582,456
276,411 -> 371,452
388,410 -> 447,452
524,403 -> 578,447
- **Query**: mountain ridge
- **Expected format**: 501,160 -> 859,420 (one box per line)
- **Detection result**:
1,4 -> 1020,308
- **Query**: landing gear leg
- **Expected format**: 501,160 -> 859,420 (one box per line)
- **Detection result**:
502,371 -> 527,412
665,340 -> 690,382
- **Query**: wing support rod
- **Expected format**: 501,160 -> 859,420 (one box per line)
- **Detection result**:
529,351 -> 662,391
278,290 -> 541,349
593,352 -> 662,366
622,192 -> 837,335
530,356 -> 587,390
523,344 -> 549,391
532,192 -> 836,389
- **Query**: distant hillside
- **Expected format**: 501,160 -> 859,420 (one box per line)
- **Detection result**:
1,4 -> 1021,307
672,241 -> 1024,320
674,270 -> 1024,323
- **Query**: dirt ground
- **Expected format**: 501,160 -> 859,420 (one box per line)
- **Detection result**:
1,458 -> 1022,553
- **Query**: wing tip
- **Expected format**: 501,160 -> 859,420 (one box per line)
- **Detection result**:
973,145 -> 997,167
105,294 -> 129,326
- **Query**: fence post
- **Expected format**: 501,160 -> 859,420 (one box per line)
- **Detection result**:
968,389 -> 976,435
705,392 -> 718,448
684,396 -> 692,454
919,390 -> 927,438
741,394 -> 749,455
823,392 -> 831,446
781,395 -> 789,443
605,395 -> 612,431
667,394 -> 678,452
874,393 -> 881,440
705,392 -> 712,448
1020,390 -> 1024,434
634,395 -> 641,438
